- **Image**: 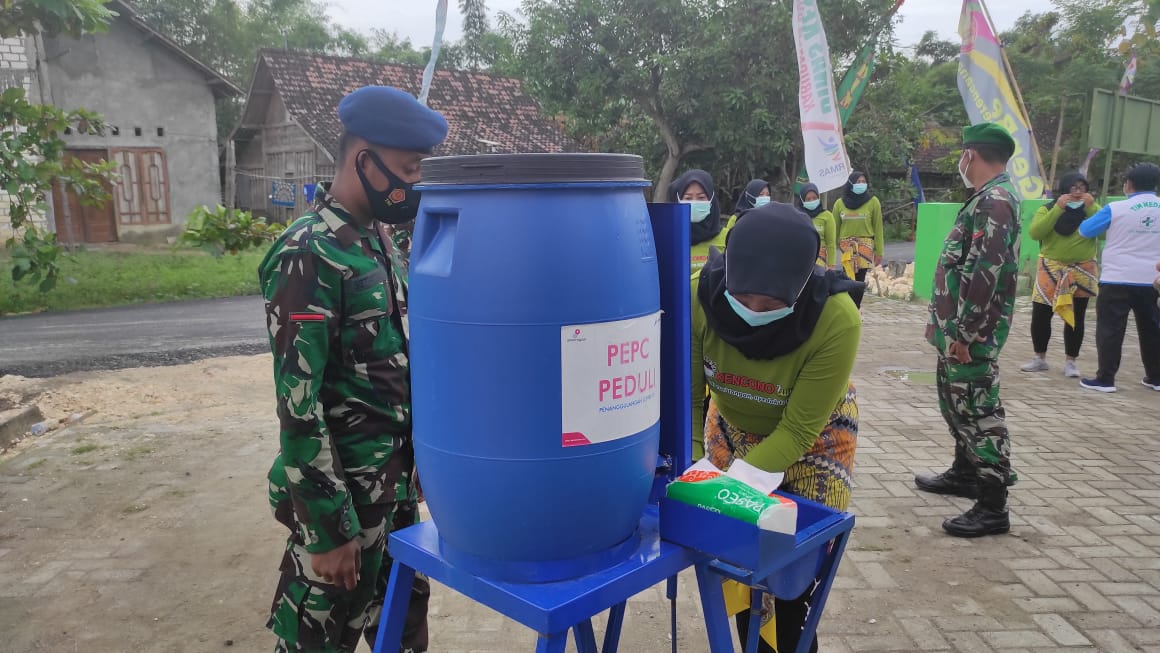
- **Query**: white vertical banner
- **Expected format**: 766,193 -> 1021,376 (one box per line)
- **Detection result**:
793,0 -> 851,192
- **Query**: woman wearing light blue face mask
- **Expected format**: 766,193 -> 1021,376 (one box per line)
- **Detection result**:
725,179 -> 772,229
671,169 -> 728,272
796,182 -> 836,268
832,171 -> 883,308
691,203 -> 863,653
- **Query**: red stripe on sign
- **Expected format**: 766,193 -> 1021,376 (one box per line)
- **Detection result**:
562,432 -> 592,448
290,313 -> 326,322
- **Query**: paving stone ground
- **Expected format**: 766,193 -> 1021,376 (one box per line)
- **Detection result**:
0,296 -> 1157,652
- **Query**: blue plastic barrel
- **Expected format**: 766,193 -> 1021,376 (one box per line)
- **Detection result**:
409,154 -> 661,583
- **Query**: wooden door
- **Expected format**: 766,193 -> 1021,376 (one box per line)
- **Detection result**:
110,148 -> 171,226
51,149 -> 117,244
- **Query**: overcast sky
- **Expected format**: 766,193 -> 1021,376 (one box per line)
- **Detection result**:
330,0 -> 1056,50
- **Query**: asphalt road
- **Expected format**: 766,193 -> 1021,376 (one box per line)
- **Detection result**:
0,295 -> 268,378
0,242 -> 917,379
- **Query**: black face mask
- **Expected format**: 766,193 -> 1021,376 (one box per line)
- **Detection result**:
355,149 -> 420,225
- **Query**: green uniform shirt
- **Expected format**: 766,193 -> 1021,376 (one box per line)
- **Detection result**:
691,224 -> 731,273
833,196 -> 884,257
1027,203 -> 1101,263
258,185 -> 412,554
812,210 -> 837,266
691,282 -> 861,472
926,173 -> 1021,360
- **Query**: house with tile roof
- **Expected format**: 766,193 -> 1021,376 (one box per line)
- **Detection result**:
230,49 -> 580,220
0,0 -> 240,244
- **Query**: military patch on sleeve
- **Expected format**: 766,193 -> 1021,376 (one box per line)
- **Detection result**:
289,312 -> 327,322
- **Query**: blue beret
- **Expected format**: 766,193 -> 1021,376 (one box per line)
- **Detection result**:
338,86 -> 449,153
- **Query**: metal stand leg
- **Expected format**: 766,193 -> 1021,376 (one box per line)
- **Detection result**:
795,533 -> 851,653
745,587 -> 762,653
696,561 -> 735,653
667,575 -> 678,653
603,601 -> 628,653
535,632 -> 568,653
572,619 -> 599,653
372,560 -> 416,653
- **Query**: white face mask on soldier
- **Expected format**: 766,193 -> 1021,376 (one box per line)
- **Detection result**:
958,151 -> 973,189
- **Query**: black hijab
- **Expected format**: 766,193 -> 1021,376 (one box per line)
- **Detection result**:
840,171 -> 871,211
1049,171 -> 1089,237
697,203 -> 864,360
796,182 -> 824,218
669,169 -> 722,246
734,179 -> 771,213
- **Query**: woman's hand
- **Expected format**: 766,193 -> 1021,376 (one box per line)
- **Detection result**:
1080,192 -> 1096,207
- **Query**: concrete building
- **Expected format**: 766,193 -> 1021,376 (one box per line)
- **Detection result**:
231,50 -> 579,221
2,1 -> 240,244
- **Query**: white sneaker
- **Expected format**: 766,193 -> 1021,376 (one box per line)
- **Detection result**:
1021,357 -> 1049,372
1063,360 -> 1080,378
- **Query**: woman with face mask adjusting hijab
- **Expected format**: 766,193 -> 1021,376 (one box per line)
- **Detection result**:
797,182 -> 837,268
1021,172 -> 1102,377
725,179 -> 772,229
671,169 -> 728,272
832,171 -> 883,307
692,203 -> 863,653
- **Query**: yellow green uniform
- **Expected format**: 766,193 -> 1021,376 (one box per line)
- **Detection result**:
834,196 -> 884,258
812,211 -> 837,267
692,224 -> 731,273
1028,203 -> 1102,263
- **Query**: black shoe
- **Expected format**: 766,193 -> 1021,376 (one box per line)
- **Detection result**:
943,486 -> 1010,538
915,468 -> 979,498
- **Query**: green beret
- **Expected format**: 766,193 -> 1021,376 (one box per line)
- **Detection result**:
962,122 -> 1016,157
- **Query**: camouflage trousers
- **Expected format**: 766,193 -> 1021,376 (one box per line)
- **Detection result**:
936,356 -> 1011,486
267,488 -> 429,653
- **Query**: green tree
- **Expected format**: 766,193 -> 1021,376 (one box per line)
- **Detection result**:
508,0 -> 900,202
1,0 -> 116,291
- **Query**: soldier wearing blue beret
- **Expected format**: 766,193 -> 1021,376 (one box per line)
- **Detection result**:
260,85 -> 447,653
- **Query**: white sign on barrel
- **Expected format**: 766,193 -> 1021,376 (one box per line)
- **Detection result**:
560,312 -> 662,447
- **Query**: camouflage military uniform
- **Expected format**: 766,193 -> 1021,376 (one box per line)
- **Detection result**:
260,184 -> 428,653
926,173 -> 1021,487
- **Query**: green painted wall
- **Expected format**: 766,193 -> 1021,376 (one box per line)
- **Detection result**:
911,197 -> 1123,300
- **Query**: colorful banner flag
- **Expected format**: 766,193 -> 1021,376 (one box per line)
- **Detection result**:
792,0 -> 851,193
1119,52 -> 1138,95
793,1 -> 905,192
909,160 -> 926,204
418,0 -> 448,106
957,0 -> 1045,199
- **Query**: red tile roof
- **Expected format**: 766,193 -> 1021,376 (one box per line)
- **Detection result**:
256,49 -> 580,157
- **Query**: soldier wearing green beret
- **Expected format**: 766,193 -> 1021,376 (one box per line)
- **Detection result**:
260,85 -> 448,652
915,122 -> 1021,538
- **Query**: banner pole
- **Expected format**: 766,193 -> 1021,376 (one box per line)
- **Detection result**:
977,0 -> 1048,183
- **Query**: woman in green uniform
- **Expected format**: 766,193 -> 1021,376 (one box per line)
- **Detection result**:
671,169 -> 727,272
832,171 -> 883,307
1021,172 -> 1102,377
692,203 -> 863,653
797,182 -> 836,268
725,179 -> 772,229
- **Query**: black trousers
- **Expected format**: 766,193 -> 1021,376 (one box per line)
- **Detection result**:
734,586 -> 819,653
850,269 -> 868,308
1030,298 -> 1090,358
1094,284 -> 1160,383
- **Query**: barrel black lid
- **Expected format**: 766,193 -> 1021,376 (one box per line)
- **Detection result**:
419,153 -> 649,186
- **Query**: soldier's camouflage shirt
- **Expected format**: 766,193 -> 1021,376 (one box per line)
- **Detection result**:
926,172 -> 1021,361
258,184 -> 412,554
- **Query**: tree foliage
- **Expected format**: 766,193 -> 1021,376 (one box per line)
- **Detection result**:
1,0 -> 116,291
505,0 -> 901,202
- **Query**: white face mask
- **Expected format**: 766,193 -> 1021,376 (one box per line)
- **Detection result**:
958,151 -> 973,189
754,196 -> 771,207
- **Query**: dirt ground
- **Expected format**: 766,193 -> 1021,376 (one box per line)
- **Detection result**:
2,296 -> 1159,652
